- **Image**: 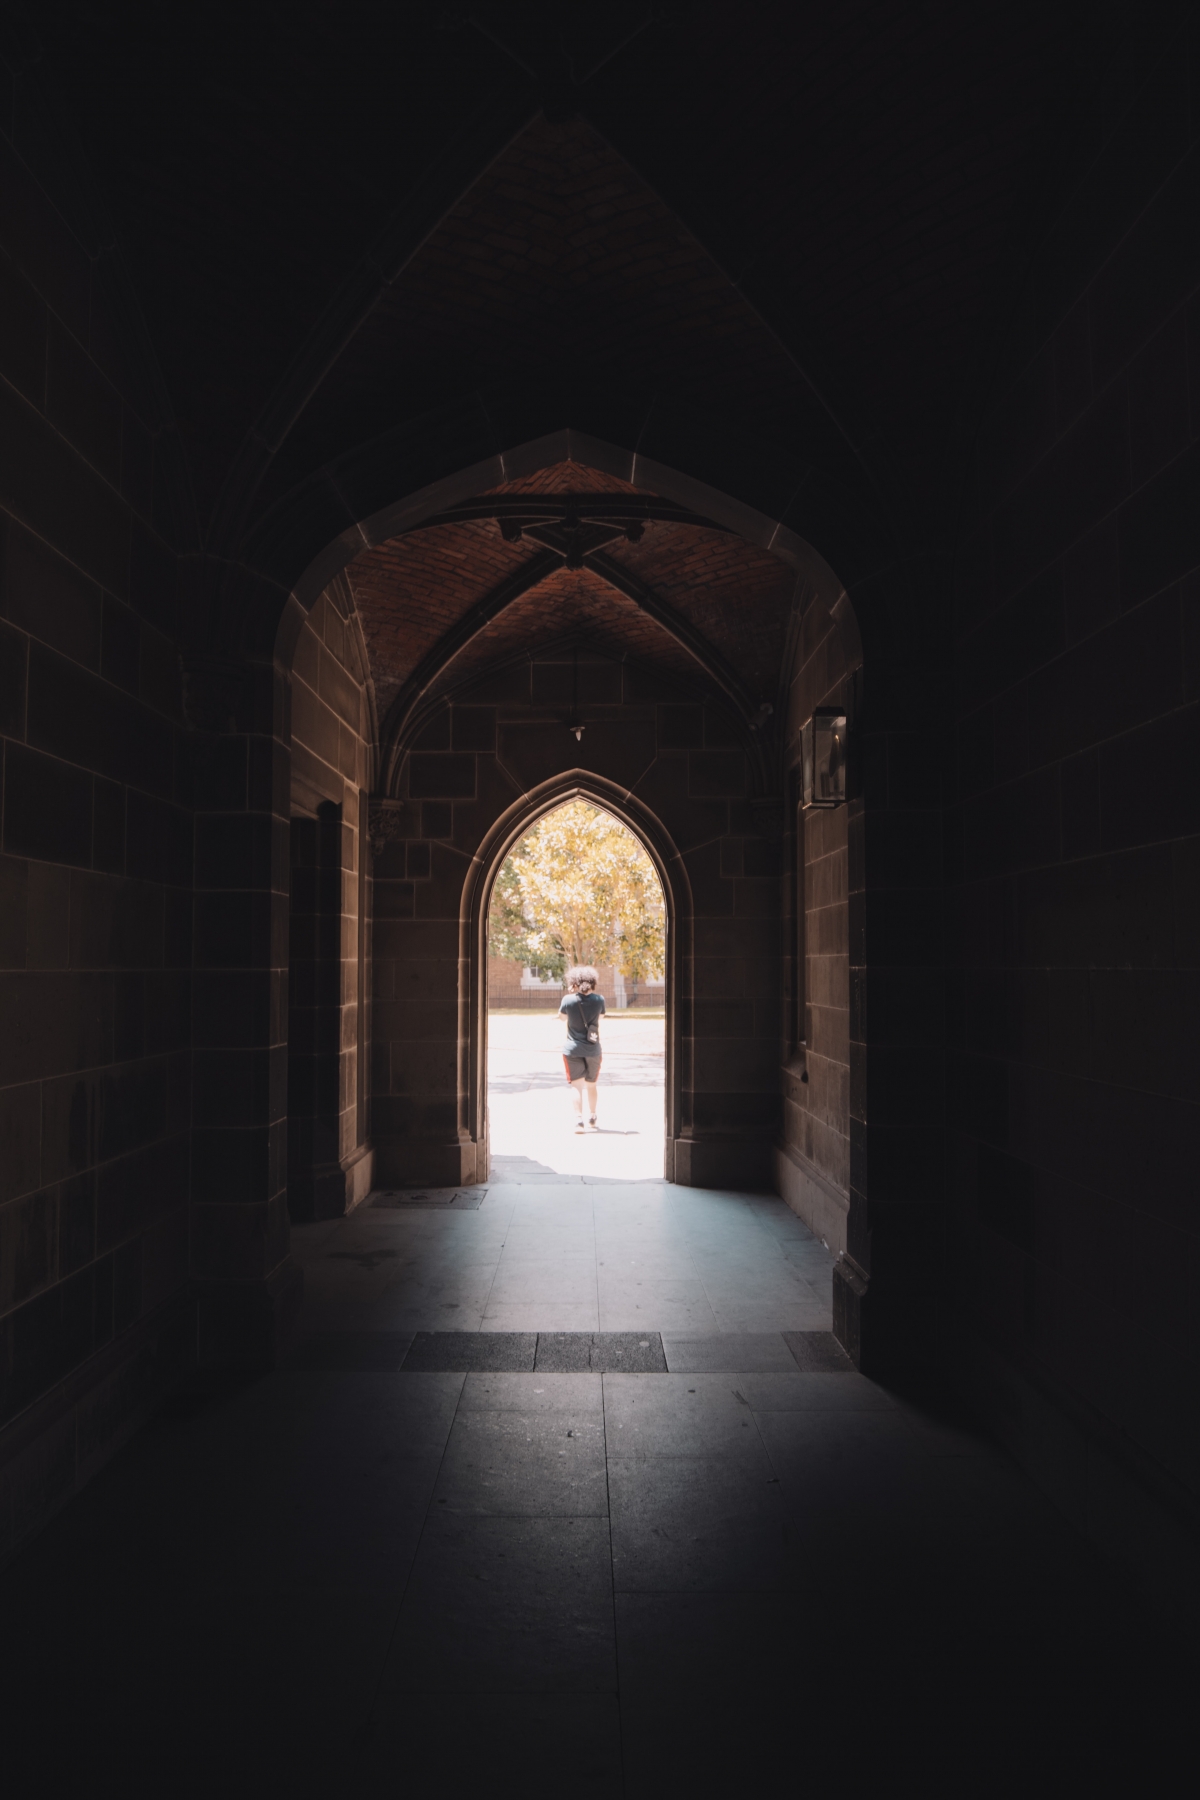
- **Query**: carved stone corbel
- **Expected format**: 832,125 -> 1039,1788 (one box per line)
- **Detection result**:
367,799 -> 406,862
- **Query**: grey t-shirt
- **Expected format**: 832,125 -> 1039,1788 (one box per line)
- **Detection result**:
560,992 -> 605,1056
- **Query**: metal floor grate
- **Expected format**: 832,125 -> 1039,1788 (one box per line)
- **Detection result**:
291,1329 -> 853,1374
368,1188 -> 488,1210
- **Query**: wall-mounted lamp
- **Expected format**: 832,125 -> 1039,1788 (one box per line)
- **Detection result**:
801,708 -> 847,809
569,723 -> 585,742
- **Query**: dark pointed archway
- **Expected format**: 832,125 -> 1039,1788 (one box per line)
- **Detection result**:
268,433 -> 867,1347
209,110 -> 886,573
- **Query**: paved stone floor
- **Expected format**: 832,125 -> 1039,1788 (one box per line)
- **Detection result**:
1,1176 -> 1189,1796
298,1180 -> 833,1339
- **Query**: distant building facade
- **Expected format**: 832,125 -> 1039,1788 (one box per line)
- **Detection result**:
487,957 -> 663,1009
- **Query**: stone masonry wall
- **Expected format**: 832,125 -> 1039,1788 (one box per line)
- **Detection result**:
951,28 -> 1200,1550
287,587 -> 373,1218
776,593 -> 861,1250
370,649 -> 781,1190
0,96 -> 191,1557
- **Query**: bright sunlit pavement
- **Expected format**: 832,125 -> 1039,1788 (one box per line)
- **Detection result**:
487,1011 -> 665,1181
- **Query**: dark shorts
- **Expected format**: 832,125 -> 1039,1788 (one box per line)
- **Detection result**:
563,1052 -> 602,1082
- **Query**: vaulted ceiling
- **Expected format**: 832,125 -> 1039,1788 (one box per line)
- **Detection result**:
268,111 -> 836,499
25,0 -> 1143,544
346,459 -> 797,749
17,0 -> 1158,732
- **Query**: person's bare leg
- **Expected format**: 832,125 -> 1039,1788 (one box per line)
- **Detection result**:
584,1079 -> 599,1127
570,1077 -> 586,1129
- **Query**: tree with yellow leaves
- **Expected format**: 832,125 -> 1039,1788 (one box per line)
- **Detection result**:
488,801 -> 665,982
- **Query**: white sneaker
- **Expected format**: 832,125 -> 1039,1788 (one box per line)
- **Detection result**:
585,1118 -> 598,1132
574,1119 -> 586,1134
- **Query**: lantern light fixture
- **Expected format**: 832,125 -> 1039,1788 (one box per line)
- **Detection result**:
801,708 -> 847,809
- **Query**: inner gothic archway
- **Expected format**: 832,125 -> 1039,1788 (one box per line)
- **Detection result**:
275,435 -> 862,1330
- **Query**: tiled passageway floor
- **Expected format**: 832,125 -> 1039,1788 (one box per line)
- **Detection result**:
296,1179 -> 834,1339
1,1185 -> 1188,1797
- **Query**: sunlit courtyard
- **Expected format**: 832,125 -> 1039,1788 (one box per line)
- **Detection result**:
487,1010 -> 665,1182
487,799 -> 667,1181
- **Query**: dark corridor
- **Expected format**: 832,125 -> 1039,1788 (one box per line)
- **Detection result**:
1,5 -> 1198,1793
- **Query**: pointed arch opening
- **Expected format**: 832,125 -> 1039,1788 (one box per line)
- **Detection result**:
468,780 -> 682,1184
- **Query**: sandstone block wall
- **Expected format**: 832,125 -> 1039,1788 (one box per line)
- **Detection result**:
0,103 -> 192,1556
951,36 -> 1200,1550
286,586 -> 374,1218
370,649 -> 782,1189
776,591 -> 860,1250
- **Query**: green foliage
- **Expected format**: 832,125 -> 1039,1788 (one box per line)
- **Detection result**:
487,801 -> 666,982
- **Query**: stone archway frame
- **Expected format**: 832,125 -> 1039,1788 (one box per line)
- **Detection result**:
270,426 -> 865,1198
461,771 -> 690,1184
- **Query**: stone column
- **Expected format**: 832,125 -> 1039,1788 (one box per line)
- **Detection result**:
286,803 -> 346,1219
186,653 -> 301,1366
834,603 -> 946,1378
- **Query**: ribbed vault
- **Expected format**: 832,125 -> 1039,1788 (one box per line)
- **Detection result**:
272,114 -> 849,504
344,460 -> 802,766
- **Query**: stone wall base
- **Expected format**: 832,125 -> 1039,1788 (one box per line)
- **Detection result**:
0,1290 -> 195,1569
670,1135 -> 774,1190
966,1342 -> 1200,1614
342,1143 -> 376,1212
832,1253 -> 868,1365
774,1143 -> 849,1253
292,1142 -> 376,1221
374,1138 -> 487,1189
195,1258 -> 304,1370
832,1260 -> 942,1381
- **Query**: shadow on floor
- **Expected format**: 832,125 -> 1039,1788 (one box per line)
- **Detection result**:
0,1183 -> 1192,1797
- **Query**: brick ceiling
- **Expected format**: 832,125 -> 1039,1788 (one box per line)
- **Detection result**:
426,565 -> 703,707
348,520 -> 530,721
484,465 -> 643,498
604,525 -> 796,704
345,461 -> 796,733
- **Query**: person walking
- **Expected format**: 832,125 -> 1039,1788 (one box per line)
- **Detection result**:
560,965 -> 605,1133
